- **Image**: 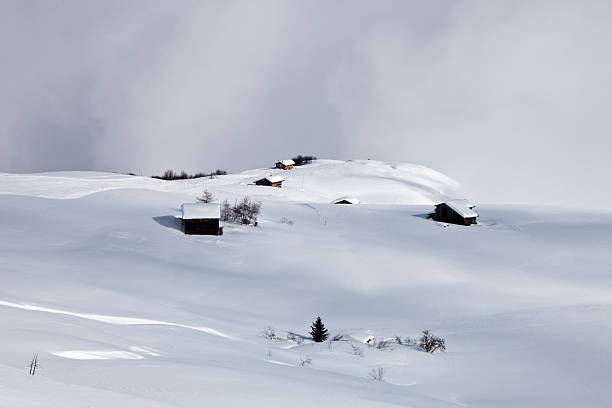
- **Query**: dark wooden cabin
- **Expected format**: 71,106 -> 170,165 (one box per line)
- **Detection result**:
332,197 -> 360,205
255,175 -> 284,188
181,203 -> 222,235
431,199 -> 478,226
275,160 -> 295,170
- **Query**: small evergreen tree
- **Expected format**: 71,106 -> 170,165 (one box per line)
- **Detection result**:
197,187 -> 215,203
309,316 -> 329,342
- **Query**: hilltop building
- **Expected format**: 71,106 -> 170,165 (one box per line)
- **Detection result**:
275,160 -> 295,170
255,175 -> 284,188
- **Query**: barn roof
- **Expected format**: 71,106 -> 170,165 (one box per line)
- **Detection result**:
442,199 -> 478,218
278,159 -> 295,166
332,196 -> 360,204
259,175 -> 284,183
181,203 -> 221,220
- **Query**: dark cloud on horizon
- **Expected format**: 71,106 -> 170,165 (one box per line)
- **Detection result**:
1,0 -> 611,208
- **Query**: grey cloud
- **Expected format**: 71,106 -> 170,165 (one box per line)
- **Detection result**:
1,1 -> 611,208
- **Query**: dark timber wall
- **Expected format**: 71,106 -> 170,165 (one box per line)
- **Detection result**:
183,218 -> 221,235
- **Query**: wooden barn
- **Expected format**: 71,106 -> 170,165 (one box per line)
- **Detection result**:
431,199 -> 478,226
255,175 -> 284,188
181,203 -> 222,235
275,159 -> 295,170
332,197 -> 360,205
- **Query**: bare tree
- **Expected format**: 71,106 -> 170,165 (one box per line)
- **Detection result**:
197,187 -> 215,203
286,331 -> 304,344
263,327 -> 277,340
418,330 -> 446,353
29,353 -> 39,375
351,344 -> 364,357
369,367 -> 385,381
221,197 -> 261,226
377,340 -> 393,350
299,356 -> 312,367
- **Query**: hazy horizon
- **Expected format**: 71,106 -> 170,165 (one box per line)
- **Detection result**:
1,1 -> 611,208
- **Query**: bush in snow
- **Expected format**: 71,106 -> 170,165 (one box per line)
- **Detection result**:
394,335 -> 415,346
196,187 -> 215,203
286,331 -> 304,344
331,333 -> 347,342
152,169 -> 227,180
263,327 -> 278,340
280,216 -> 294,225
418,330 -> 446,354
221,197 -> 261,226
351,344 -> 364,357
376,339 -> 393,350
369,367 -> 385,382
291,155 -> 317,166
299,356 -> 312,367
309,316 -> 329,342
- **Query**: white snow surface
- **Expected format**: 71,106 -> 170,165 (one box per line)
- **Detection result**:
181,203 -> 221,220
1,159 -> 612,407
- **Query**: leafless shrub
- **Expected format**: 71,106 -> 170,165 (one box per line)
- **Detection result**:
152,169 -> 227,180
280,217 -> 294,225
197,187 -> 215,203
291,155 -> 317,166
394,335 -> 415,346
299,356 -> 312,367
351,344 -> 364,357
221,197 -> 261,226
377,340 -> 393,350
418,330 -> 446,354
331,333 -> 347,342
286,331 -> 304,344
28,353 -> 39,375
369,367 -> 385,381
263,327 -> 278,340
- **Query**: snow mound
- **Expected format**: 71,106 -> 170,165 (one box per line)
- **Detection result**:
0,160 -> 465,205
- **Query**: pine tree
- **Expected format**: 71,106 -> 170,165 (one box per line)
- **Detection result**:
309,316 -> 329,342
197,187 -> 215,203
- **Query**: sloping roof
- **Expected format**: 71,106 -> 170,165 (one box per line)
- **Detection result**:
278,159 -> 295,166
441,199 -> 478,218
181,203 -> 221,220
332,196 -> 360,204
258,175 -> 284,183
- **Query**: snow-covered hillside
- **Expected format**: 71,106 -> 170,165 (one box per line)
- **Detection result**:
1,160 -> 611,407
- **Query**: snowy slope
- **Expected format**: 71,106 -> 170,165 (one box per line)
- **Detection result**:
0,159 -> 462,203
1,160 -> 612,407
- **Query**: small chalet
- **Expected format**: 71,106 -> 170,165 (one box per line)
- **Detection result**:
255,175 -> 284,188
332,197 -> 360,205
431,199 -> 478,226
181,202 -> 222,235
275,159 -> 295,170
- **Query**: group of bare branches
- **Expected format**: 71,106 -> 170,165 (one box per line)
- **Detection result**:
221,197 -> 261,226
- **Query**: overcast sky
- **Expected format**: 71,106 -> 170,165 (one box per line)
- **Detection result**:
1,1 -> 611,208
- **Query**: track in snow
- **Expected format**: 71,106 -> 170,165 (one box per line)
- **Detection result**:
0,300 -> 233,339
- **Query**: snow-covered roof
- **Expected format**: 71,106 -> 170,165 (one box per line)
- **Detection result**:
442,199 -> 478,218
261,175 -> 284,183
332,197 -> 360,204
278,159 -> 295,166
181,203 -> 221,220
